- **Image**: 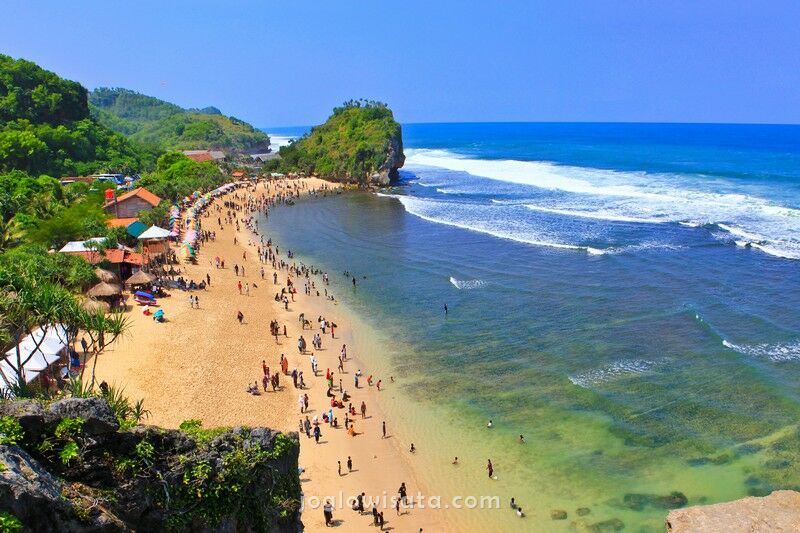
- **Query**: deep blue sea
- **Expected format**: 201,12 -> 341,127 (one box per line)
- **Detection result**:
264,123 -> 800,531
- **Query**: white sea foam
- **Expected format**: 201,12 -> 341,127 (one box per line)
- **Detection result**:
568,359 -> 662,388
723,340 -> 800,362
267,134 -> 296,149
393,195 -> 587,252
525,204 -> 668,224
449,277 -> 487,290
403,148 -> 800,260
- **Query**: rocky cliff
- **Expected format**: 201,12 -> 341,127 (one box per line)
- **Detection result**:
370,128 -> 405,185
275,100 -> 405,187
0,398 -> 300,532
665,490 -> 800,532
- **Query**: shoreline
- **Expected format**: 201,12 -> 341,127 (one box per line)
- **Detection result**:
94,177 -> 446,531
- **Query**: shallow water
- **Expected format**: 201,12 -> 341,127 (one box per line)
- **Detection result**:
260,123 -> 800,531
262,188 -> 800,531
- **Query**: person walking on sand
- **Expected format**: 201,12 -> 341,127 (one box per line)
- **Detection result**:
360,401 -> 367,419
382,421 -> 386,438
487,459 -> 494,478
238,280 -> 242,294
399,482 -> 408,505
338,460 -> 342,476
237,310 -> 244,324
323,501 -> 333,527
314,425 -> 321,443
347,456 -> 352,472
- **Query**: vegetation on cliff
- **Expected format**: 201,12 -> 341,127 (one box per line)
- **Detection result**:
90,88 -> 269,152
0,397 -> 301,532
0,54 -> 156,177
274,99 -> 404,185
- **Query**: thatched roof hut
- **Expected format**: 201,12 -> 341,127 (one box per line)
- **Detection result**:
125,270 -> 156,287
87,282 -> 122,298
94,267 -> 119,284
82,298 -> 111,313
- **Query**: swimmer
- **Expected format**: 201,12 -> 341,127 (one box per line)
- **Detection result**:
487,419 -> 493,428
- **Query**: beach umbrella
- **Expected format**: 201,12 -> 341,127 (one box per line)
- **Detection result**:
94,267 -> 119,284
82,298 -> 110,313
87,281 -> 123,298
125,270 -> 156,286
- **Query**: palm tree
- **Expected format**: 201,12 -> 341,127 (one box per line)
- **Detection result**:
0,217 -> 21,251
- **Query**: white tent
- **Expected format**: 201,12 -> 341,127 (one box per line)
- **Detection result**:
137,225 -> 172,240
59,238 -> 106,253
0,324 -> 68,392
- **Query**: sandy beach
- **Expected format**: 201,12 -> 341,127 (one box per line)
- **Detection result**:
94,177 -> 445,531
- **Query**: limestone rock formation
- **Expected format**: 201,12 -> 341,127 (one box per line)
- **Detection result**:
665,490 -> 800,532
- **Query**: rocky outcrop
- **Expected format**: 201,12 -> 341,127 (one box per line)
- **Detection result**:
665,490 -> 800,532
370,130 -> 405,186
0,398 -> 301,532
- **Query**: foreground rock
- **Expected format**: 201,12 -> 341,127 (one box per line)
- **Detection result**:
0,398 -> 300,532
665,490 -> 800,532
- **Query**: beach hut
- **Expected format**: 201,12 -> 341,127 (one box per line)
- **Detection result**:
125,269 -> 156,287
94,267 -> 119,284
82,298 -> 111,313
87,281 -> 123,298
138,225 -> 172,257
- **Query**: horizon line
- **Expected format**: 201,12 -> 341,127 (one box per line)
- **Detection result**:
260,120 -> 800,131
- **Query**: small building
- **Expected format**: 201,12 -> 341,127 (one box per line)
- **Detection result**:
106,218 -> 148,238
182,150 -> 226,162
104,187 -> 161,219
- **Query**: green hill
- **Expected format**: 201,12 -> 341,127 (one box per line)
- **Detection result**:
276,99 -> 404,186
89,88 -> 269,152
0,54 -> 153,177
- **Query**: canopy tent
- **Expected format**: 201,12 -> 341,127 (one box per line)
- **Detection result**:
87,281 -> 123,298
59,237 -> 106,253
126,220 -> 148,238
0,324 -> 68,392
137,226 -> 172,240
125,270 -> 156,286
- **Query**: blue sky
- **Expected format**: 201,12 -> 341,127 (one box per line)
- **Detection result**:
2,1 -> 799,126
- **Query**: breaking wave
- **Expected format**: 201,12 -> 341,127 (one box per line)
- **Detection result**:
404,149 -> 800,260
722,340 -> 800,362
568,359 -> 663,388
449,277 -> 487,290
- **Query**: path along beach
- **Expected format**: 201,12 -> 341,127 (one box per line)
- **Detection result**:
94,178 -> 451,531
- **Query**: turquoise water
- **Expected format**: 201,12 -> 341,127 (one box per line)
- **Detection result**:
264,123 -> 800,531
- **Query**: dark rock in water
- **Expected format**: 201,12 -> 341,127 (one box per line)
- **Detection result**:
687,457 -> 712,467
736,443 -> 764,455
623,491 -> 687,510
48,397 -> 119,435
711,453 -> 733,465
590,518 -> 625,532
657,492 -> 689,509
764,458 -> 791,469
0,399 -> 48,439
576,507 -> 591,516
551,509 -> 568,520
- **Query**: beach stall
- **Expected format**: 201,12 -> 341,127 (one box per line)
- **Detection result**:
0,324 -> 68,397
138,225 -> 172,257
125,269 -> 156,289
87,281 -> 123,309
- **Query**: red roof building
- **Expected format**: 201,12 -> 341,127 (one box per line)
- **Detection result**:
104,188 -> 161,218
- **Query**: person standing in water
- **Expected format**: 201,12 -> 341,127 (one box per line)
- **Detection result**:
444,303 -> 448,315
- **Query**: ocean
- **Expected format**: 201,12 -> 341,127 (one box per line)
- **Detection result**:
263,123 -> 800,531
